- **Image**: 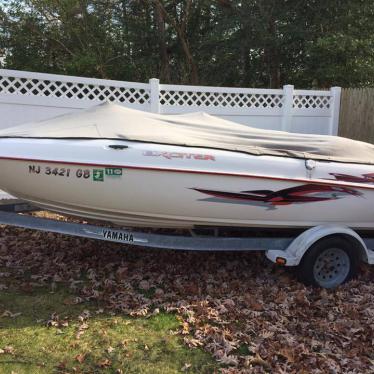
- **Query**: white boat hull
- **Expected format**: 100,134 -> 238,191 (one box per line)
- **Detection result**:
0,139 -> 374,229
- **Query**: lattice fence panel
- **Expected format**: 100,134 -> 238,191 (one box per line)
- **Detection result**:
0,75 -> 150,105
160,90 -> 284,109
293,95 -> 331,109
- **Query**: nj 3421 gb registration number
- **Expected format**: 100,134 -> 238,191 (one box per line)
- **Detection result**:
28,165 -> 91,179
28,164 -> 122,182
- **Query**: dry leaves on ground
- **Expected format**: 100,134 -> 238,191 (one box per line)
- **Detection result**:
0,219 -> 374,373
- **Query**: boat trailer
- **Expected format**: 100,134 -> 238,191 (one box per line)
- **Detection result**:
1,199 -> 373,288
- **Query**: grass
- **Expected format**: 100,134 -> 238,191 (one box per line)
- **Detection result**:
0,277 -> 216,374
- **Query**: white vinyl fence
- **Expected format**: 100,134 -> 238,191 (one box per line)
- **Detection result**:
0,69 -> 341,135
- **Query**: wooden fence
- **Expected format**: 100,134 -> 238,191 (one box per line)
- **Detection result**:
339,88 -> 374,143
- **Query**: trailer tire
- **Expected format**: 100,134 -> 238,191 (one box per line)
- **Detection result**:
297,236 -> 359,288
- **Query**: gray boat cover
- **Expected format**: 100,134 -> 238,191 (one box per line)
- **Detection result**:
1,102 -> 374,164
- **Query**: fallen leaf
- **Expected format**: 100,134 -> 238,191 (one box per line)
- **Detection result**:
182,363 -> 192,371
279,347 -> 295,363
2,346 -> 15,355
139,280 -> 150,290
97,358 -> 112,368
182,322 -> 190,335
75,353 -> 86,363
247,353 -> 270,369
106,346 -> 115,354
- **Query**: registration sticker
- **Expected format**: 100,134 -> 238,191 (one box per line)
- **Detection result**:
105,168 -> 122,177
93,169 -> 104,182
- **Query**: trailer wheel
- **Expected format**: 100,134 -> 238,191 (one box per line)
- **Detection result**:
297,236 -> 359,288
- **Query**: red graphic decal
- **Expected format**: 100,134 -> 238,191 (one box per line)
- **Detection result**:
328,173 -> 374,184
193,183 -> 361,207
143,151 -> 215,161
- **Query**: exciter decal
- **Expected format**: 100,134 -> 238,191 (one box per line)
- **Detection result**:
193,183 -> 362,209
328,172 -> 374,184
143,151 -> 215,161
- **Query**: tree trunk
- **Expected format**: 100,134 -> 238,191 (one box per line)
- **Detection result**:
176,29 -> 199,84
154,1 -> 171,83
152,0 -> 199,84
265,14 -> 280,88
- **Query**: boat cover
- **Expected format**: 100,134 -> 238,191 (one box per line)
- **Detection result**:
1,102 -> 374,164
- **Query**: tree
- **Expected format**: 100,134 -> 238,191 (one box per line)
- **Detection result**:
1,0 -> 373,88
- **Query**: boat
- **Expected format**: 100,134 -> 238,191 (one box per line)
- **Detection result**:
0,102 -> 374,229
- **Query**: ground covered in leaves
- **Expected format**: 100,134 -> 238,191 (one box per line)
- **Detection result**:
0,214 -> 374,373
0,281 -> 214,374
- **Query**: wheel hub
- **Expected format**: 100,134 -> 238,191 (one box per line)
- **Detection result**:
313,247 -> 350,288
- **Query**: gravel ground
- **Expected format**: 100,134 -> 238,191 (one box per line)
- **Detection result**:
0,213 -> 373,373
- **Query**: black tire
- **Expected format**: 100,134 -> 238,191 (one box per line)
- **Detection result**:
297,236 -> 360,288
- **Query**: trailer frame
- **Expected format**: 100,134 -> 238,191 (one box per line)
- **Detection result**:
1,199 -> 373,287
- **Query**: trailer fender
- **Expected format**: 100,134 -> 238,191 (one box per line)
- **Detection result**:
266,225 -> 368,266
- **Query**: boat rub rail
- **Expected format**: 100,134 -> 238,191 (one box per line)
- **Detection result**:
1,156 -> 374,191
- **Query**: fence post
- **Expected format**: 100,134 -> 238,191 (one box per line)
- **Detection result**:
281,84 -> 294,132
149,78 -> 160,113
329,86 -> 341,136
